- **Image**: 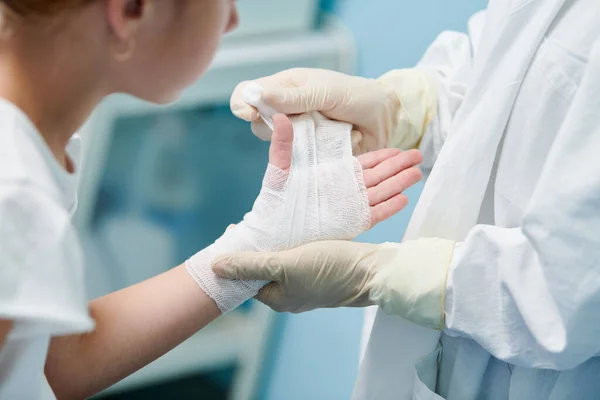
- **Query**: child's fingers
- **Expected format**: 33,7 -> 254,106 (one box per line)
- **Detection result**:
370,194 -> 409,227
268,114 -> 294,171
362,149 -> 424,188
357,148 -> 402,170
367,166 -> 423,206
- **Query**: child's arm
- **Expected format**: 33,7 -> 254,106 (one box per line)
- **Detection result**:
45,264 -> 219,400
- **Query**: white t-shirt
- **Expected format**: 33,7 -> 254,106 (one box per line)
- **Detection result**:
0,99 -> 94,399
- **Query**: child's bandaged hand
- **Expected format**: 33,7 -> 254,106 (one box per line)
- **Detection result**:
267,114 -> 423,228
187,113 -> 422,313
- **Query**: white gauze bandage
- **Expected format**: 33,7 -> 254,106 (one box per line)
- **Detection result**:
186,86 -> 371,313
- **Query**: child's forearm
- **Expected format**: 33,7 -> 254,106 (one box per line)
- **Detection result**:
45,264 -> 221,400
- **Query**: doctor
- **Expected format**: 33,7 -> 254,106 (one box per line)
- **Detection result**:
216,0 -> 600,398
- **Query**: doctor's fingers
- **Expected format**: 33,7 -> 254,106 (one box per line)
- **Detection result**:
231,73 -> 296,123
360,149 -> 423,188
212,251 -> 287,281
255,283 -> 289,313
268,115 -> 294,171
231,80 -> 261,122
232,71 -> 303,126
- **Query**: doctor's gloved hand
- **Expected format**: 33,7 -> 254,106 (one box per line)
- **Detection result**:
213,238 -> 456,330
231,68 -> 438,154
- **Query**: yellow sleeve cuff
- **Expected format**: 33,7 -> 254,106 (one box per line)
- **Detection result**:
369,238 -> 455,330
377,69 -> 438,151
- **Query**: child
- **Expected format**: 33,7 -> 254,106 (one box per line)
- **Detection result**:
0,1 -> 422,398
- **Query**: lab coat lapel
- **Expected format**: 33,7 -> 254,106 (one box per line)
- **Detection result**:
405,0 -> 567,242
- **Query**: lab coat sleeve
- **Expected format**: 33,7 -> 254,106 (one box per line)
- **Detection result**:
379,11 -> 486,173
444,41 -> 600,371
0,183 -> 94,337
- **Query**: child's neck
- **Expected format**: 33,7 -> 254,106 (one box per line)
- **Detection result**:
0,29 -> 108,171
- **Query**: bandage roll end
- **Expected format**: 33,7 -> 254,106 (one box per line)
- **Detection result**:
242,82 -> 278,134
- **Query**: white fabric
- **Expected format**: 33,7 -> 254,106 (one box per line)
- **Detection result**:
355,0 -> 600,399
187,112 -> 370,312
0,99 -> 94,399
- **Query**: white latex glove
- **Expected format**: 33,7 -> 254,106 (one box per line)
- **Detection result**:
230,68 -> 438,154
213,238 -> 455,330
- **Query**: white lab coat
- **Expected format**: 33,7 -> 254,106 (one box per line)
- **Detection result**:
353,0 -> 600,399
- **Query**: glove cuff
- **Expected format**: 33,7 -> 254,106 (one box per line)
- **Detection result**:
377,69 -> 438,151
369,238 -> 455,330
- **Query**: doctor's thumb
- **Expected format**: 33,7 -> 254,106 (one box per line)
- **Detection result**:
212,252 -> 284,281
262,87 -> 309,114
256,283 -> 287,312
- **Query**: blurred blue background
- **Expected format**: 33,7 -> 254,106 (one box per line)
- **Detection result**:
84,1 -> 487,399
262,1 -> 486,399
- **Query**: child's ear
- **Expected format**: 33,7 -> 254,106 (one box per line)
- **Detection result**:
106,0 -> 148,61
268,115 -> 294,172
124,0 -> 144,18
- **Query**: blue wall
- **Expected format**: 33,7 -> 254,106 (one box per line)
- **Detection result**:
263,1 -> 487,399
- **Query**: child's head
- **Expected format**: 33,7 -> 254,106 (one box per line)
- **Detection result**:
0,0 -> 239,104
